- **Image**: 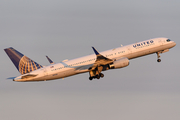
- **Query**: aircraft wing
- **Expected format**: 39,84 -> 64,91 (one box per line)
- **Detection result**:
89,47 -> 114,70
75,64 -> 94,71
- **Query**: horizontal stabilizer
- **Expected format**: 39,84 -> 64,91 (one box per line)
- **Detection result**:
7,77 -> 16,80
21,74 -> 37,79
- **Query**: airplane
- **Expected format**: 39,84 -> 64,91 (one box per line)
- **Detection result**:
4,37 -> 176,82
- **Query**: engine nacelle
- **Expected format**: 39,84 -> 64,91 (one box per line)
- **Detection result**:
109,57 -> 129,69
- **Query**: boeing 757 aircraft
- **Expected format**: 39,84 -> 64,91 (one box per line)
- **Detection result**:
4,37 -> 176,82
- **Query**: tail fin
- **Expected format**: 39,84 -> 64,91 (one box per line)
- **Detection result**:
4,47 -> 42,75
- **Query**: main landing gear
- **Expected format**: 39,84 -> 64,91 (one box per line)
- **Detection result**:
89,73 -> 104,80
156,52 -> 161,62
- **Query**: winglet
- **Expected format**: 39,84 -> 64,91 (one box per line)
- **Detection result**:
46,56 -> 54,64
92,47 -> 100,55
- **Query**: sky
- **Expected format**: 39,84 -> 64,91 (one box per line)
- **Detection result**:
0,0 -> 180,120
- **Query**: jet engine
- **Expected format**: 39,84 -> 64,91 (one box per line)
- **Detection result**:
109,57 -> 129,69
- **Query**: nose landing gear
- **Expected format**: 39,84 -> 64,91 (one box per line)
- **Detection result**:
157,59 -> 161,62
156,52 -> 161,62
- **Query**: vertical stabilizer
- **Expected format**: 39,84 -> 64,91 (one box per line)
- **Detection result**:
4,47 -> 42,74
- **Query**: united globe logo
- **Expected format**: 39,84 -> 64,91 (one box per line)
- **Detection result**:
18,56 -> 42,74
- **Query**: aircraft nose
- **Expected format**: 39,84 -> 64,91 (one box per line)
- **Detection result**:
172,41 -> 176,47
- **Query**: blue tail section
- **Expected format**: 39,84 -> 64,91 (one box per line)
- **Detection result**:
4,47 -> 42,74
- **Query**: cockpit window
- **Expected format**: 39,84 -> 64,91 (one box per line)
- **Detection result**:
166,39 -> 171,42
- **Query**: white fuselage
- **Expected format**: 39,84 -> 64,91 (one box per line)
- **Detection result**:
14,37 -> 176,82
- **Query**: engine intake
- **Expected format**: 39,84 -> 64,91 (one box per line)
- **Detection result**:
109,57 -> 129,69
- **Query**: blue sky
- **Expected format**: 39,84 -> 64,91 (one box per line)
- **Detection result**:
0,0 -> 180,120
